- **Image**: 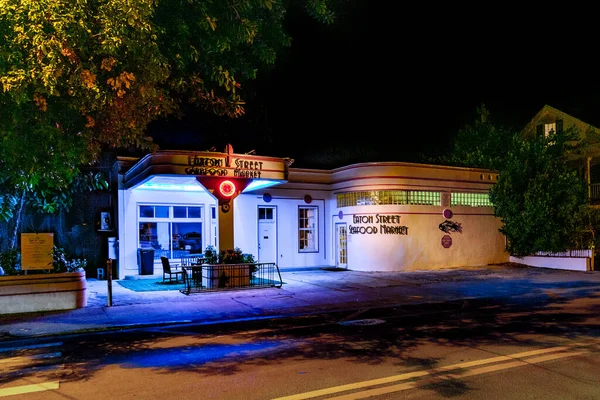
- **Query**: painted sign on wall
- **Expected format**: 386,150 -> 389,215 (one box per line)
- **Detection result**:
349,214 -> 409,235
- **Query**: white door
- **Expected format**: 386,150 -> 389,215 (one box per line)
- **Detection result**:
210,205 -> 218,248
258,206 -> 277,264
335,223 -> 348,269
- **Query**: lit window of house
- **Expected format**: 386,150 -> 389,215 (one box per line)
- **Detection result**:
298,206 -> 318,252
544,123 -> 556,138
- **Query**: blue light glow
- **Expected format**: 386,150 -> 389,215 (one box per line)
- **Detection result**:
137,182 -> 204,191
105,341 -> 283,368
243,180 -> 282,192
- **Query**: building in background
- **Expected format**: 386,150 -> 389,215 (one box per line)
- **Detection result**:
113,145 -> 508,278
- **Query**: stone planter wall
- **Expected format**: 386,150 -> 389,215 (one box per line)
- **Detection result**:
0,271 -> 87,315
202,264 -> 251,289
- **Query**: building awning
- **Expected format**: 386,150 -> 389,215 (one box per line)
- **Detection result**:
122,146 -> 294,193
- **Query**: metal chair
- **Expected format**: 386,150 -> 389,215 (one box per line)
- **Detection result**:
160,256 -> 184,283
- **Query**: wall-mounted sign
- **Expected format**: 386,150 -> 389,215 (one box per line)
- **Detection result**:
123,145 -> 292,189
441,234 -> 452,248
349,214 -> 409,235
442,208 -> 453,219
263,193 -> 272,203
21,233 -> 54,270
439,219 -> 463,234
304,194 -> 312,204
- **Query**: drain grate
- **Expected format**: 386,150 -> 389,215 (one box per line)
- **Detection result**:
338,318 -> 386,326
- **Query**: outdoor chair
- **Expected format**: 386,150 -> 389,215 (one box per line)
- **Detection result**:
160,256 -> 184,283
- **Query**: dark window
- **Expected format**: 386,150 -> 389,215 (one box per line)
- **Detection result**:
155,206 -> 169,218
140,206 -> 154,218
173,206 -> 187,218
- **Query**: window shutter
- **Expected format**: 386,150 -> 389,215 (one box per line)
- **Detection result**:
536,124 -> 543,138
556,119 -> 563,134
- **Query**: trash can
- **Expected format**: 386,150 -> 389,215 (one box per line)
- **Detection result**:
138,248 -> 155,275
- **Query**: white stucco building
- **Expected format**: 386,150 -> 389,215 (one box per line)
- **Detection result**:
113,146 -> 509,278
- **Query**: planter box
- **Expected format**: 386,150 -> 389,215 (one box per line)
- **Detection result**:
0,271 -> 87,315
202,264 -> 251,289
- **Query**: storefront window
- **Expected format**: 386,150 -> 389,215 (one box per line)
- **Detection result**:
299,206 -> 318,252
139,205 -> 204,260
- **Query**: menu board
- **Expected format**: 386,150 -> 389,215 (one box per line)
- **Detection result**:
21,233 -> 54,271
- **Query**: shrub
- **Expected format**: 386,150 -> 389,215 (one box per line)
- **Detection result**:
0,248 -> 20,275
203,245 -> 257,273
52,245 -> 87,273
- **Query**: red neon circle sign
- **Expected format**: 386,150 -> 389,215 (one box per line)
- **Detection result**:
219,180 -> 236,197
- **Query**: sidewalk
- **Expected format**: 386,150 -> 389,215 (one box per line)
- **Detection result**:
2,263 -> 600,340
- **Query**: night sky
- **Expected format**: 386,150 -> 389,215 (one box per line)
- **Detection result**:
149,3 -> 600,169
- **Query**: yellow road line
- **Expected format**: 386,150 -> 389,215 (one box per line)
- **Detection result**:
0,382 -> 59,397
328,351 -> 586,399
272,343 -> 595,400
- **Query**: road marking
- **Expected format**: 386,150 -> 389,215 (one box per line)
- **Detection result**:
272,343 -> 596,400
0,382 -> 59,397
328,351 -> 587,399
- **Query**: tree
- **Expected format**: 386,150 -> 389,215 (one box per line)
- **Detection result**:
489,129 -> 589,257
0,0 -> 338,156
434,104 -> 517,171
0,103 -> 108,248
0,0 -> 339,250
441,104 -> 597,257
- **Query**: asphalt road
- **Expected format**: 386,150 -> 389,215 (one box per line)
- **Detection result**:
2,290 -> 599,399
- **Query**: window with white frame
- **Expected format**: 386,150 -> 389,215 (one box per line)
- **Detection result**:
138,204 -> 204,260
298,206 -> 318,252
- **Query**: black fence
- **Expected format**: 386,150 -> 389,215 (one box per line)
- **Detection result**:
180,262 -> 282,295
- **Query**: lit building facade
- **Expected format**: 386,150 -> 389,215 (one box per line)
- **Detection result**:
114,146 -> 509,278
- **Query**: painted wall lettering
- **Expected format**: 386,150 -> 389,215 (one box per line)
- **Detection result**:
233,158 -> 263,178
186,156 -> 228,176
350,214 -> 408,235
185,166 -> 228,176
188,156 -> 224,167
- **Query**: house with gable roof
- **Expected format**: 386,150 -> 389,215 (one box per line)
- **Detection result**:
521,104 -> 600,205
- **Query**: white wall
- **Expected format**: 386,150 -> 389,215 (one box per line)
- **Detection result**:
339,206 -> 507,271
118,189 -> 216,277
509,256 -> 590,272
234,188 -> 331,268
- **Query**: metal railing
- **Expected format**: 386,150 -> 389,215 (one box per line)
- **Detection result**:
180,262 -> 282,295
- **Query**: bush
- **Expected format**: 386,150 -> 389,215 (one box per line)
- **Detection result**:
203,245 -> 256,273
52,245 -> 87,273
0,248 -> 20,275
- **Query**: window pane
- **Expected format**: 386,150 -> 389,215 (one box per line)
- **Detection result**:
211,206 -> 216,219
188,207 -> 201,218
298,206 -> 318,252
173,206 -> 186,218
266,208 -> 273,219
155,206 -> 169,218
173,223 -> 203,254
140,206 -> 154,218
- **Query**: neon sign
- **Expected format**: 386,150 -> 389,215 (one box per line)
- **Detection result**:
219,180 -> 236,197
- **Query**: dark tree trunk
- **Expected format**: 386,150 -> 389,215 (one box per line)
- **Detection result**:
10,189 -> 26,249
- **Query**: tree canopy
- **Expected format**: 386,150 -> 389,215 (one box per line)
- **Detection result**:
0,0 -> 340,250
442,105 -> 596,257
0,0 -> 338,157
489,129 -> 589,257
433,104 -> 517,171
